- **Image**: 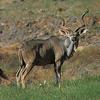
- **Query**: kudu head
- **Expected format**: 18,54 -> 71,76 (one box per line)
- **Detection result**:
61,9 -> 89,55
72,9 -> 89,51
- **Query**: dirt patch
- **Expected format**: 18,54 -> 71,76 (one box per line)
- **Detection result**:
0,43 -> 20,55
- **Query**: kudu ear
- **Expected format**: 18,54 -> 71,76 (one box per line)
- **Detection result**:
74,9 -> 89,35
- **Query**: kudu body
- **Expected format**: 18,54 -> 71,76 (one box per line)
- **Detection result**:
16,10 -> 89,88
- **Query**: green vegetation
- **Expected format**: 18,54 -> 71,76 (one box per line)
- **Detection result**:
0,0 -> 99,21
0,76 -> 100,100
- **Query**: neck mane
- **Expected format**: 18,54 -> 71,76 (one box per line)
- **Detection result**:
64,37 -> 75,57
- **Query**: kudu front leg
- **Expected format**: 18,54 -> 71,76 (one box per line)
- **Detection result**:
20,62 -> 33,89
54,61 -> 62,87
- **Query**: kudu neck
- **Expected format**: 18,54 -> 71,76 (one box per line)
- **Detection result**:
66,41 -> 74,57
64,37 -> 75,57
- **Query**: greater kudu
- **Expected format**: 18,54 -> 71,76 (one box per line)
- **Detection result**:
16,10 -> 89,88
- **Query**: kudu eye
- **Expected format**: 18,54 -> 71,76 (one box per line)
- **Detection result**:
81,29 -> 85,33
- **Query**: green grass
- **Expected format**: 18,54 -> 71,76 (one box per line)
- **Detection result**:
0,76 -> 100,100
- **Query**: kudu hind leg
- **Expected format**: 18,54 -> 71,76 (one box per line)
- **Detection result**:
21,62 -> 33,89
16,67 -> 21,87
16,64 -> 25,87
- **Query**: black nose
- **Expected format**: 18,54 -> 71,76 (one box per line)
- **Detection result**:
72,37 -> 76,41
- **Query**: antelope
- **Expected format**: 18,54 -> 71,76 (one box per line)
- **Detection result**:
16,10 -> 89,88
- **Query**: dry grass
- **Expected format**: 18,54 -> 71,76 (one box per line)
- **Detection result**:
63,45 -> 100,80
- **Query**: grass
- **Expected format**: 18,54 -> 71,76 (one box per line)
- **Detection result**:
0,0 -> 99,21
0,76 -> 100,100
